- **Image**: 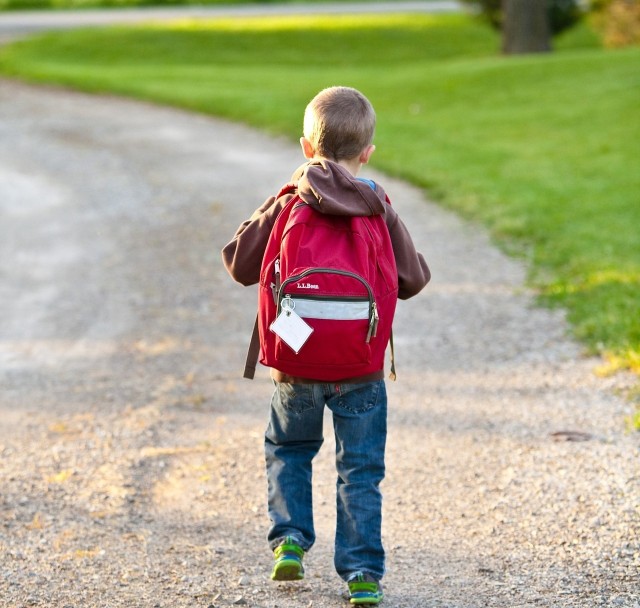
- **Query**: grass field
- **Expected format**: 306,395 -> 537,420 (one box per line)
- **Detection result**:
0,13 -> 638,376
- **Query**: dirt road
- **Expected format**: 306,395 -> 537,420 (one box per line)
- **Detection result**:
0,80 -> 638,607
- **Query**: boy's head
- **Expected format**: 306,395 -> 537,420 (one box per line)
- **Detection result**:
302,86 -> 376,164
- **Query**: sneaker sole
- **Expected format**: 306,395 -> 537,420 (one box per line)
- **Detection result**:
271,559 -> 304,581
349,593 -> 383,605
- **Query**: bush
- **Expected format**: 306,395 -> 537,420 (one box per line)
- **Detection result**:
462,0 -> 584,35
591,0 -> 640,47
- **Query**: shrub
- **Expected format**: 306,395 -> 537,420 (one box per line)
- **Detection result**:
591,0 -> 640,48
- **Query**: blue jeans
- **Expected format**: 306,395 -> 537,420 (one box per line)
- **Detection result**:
265,379 -> 387,581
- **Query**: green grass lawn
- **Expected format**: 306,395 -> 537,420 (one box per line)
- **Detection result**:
1,13 -> 638,375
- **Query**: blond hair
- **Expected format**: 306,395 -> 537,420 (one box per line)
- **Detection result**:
303,86 -> 376,161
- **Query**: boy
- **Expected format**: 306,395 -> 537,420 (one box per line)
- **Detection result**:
222,86 -> 430,605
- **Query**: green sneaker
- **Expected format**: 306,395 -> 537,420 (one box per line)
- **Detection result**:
270,536 -> 304,581
347,572 -> 383,605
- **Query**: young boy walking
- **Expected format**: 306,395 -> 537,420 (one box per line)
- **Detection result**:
222,86 -> 430,605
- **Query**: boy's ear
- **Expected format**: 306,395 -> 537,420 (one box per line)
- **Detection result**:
300,137 -> 315,159
359,144 -> 376,165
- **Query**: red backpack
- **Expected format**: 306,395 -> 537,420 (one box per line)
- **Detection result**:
244,183 -> 398,381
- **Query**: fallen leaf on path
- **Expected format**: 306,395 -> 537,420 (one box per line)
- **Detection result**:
47,469 -> 74,483
550,430 -> 593,442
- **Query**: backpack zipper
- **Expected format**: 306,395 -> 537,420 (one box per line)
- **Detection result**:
270,258 -> 281,304
278,268 -> 379,343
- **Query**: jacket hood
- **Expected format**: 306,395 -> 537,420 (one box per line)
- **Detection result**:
292,160 -> 387,217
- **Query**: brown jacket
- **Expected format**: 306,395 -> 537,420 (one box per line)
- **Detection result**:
221,160 -> 431,383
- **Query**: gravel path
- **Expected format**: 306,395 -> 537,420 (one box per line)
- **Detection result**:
0,80 -> 638,608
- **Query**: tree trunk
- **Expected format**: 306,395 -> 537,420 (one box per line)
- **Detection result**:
502,0 -> 552,54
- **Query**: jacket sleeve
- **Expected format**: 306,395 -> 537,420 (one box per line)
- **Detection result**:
221,195 -> 287,286
385,206 -> 431,300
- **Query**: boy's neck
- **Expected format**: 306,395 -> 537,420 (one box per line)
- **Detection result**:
314,156 -> 361,177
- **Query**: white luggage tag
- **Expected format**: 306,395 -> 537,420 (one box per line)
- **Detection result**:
270,296 -> 314,354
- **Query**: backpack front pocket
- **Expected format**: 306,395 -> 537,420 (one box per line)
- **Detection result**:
274,269 -> 376,370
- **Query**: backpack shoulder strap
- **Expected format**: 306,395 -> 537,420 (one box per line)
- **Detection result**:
244,315 -> 261,379
243,188 -> 299,380
275,182 -> 297,199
